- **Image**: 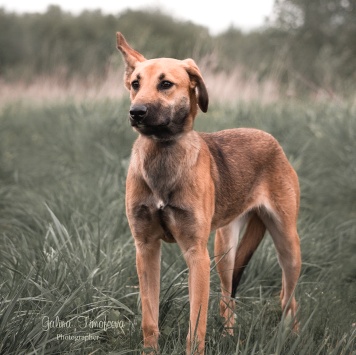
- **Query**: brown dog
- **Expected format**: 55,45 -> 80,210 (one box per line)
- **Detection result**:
116,32 -> 301,354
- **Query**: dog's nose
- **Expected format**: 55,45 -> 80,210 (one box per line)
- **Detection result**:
129,105 -> 148,122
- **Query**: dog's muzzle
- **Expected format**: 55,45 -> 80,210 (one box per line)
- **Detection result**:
128,102 -> 184,141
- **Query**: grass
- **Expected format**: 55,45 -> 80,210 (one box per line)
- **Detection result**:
0,99 -> 355,354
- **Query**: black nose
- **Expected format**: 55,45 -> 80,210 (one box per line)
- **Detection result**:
129,105 -> 148,122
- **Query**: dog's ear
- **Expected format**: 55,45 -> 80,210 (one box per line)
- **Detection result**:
116,32 -> 146,90
183,59 -> 209,113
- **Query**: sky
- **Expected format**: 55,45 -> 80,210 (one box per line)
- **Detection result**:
0,0 -> 275,34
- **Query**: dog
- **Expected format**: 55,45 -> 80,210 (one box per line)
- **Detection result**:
116,32 -> 301,355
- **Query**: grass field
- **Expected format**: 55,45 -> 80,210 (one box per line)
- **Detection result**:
0,99 -> 355,354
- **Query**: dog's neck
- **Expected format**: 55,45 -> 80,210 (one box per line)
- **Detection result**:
132,131 -> 201,203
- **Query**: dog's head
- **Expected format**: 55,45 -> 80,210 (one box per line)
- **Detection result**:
116,32 -> 208,141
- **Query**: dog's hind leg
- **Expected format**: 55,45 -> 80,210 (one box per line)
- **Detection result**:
260,210 -> 301,329
231,213 -> 266,298
215,213 -> 265,334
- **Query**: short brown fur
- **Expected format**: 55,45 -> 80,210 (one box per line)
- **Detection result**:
116,32 -> 301,354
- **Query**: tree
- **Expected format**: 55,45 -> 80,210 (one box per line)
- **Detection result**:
272,0 -> 356,94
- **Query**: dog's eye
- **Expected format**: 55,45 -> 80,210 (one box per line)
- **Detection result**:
159,81 -> 174,90
131,80 -> 140,90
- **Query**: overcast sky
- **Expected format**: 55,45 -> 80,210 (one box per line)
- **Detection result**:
0,0 -> 275,34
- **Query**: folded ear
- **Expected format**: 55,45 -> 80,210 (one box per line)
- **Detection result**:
182,59 -> 209,113
116,32 -> 146,90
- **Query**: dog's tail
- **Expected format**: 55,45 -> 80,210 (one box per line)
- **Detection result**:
231,213 -> 266,298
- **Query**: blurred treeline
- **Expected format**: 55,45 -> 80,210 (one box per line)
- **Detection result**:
0,0 -> 355,97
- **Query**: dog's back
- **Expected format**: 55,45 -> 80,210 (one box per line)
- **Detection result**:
200,128 -> 299,230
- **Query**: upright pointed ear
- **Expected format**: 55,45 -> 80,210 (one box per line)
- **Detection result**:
116,32 -> 146,90
182,59 -> 209,113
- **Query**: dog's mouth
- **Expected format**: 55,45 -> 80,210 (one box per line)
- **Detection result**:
132,120 -> 181,141
132,121 -> 170,129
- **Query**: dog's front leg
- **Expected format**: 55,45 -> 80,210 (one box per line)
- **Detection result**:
135,238 -> 161,353
179,239 -> 210,355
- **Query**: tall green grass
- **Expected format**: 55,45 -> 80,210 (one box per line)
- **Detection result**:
0,99 -> 355,354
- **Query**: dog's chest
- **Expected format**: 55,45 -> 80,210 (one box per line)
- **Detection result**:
137,139 -> 199,203
129,137 -> 201,241
142,151 -> 180,202
129,154 -> 187,242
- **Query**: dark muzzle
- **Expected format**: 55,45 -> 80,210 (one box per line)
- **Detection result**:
129,104 -> 148,124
